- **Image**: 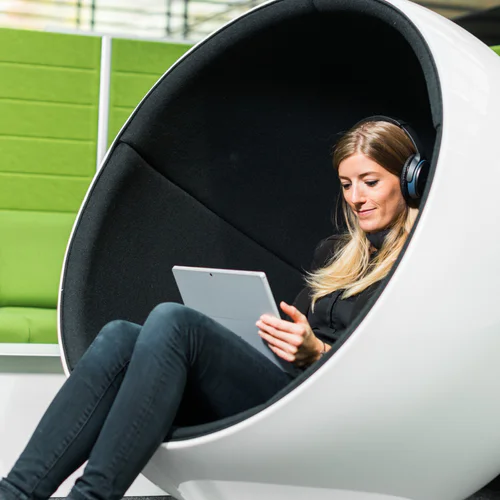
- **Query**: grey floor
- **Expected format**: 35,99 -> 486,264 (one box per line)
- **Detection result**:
468,489 -> 500,499
53,488 -> 500,499
129,486 -> 500,499
104,494 -> 496,500
52,483 -> 500,499
110,486 -> 500,500
156,490 -> 497,500
103,488 -> 500,499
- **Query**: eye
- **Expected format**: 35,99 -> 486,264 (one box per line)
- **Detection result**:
365,180 -> 379,187
341,183 -> 351,190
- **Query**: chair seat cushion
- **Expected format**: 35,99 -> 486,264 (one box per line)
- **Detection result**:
0,307 -> 57,343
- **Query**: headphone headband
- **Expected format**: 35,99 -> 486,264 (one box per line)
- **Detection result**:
352,115 -> 424,157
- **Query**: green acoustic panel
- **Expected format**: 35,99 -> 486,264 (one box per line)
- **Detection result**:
0,28 -> 100,178
0,137 -> 96,177
0,307 -> 57,343
492,46 -> 500,56
0,28 -> 101,69
0,63 -> 99,105
108,38 -> 192,144
0,100 -> 98,140
0,210 -> 76,309
112,73 -> 164,108
112,38 -> 192,74
0,173 -> 91,212
108,108 -> 135,145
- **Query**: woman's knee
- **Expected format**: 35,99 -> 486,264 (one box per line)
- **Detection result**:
147,302 -> 197,328
141,302 -> 202,347
93,319 -> 140,358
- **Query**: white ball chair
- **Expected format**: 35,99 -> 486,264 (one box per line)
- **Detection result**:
59,0 -> 500,499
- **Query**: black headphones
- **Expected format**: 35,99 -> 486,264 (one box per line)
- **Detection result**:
352,115 -> 430,208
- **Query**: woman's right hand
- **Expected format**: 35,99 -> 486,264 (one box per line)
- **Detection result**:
256,301 -> 329,367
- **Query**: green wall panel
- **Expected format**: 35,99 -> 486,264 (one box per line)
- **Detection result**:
0,28 -> 101,69
112,39 -> 192,74
0,101 -> 97,140
112,73 -> 163,108
0,173 -> 89,212
492,46 -> 500,56
108,109 -> 134,146
0,63 -> 99,104
0,26 -> 100,191
0,137 -> 95,177
108,38 -> 192,144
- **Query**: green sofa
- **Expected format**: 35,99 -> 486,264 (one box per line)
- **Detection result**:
0,211 -> 76,343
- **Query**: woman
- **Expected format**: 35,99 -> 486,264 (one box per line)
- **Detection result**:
0,117 -> 424,500
273,116 -> 422,355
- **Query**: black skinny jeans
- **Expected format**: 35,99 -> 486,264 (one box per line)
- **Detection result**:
0,303 -> 294,500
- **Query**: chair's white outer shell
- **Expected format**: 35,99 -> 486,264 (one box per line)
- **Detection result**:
134,1 -> 500,500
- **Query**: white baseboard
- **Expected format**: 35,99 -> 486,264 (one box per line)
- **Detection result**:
0,343 -> 61,357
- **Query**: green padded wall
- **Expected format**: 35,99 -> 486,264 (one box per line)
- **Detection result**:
0,28 -> 100,183
0,28 -> 101,343
492,46 -> 500,56
108,38 -> 192,145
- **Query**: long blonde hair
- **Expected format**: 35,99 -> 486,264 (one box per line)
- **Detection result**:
307,120 -> 419,306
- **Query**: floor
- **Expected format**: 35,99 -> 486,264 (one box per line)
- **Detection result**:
111,486 -> 500,499
118,485 -> 500,499
468,488 -> 500,500
53,485 -> 500,499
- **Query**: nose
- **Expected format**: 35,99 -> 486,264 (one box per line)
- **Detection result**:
350,183 -> 366,205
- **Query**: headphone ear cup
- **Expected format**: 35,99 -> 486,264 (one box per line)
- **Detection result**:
414,158 -> 430,201
400,154 -> 416,204
400,152 -> 430,208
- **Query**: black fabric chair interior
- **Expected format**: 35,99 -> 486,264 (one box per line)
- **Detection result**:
60,0 -> 441,440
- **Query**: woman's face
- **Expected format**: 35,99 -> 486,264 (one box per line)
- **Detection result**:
338,153 -> 406,233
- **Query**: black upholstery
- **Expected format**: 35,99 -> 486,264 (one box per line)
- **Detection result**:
60,0 -> 442,439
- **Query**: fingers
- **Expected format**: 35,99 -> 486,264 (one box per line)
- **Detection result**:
266,342 -> 296,363
256,318 -> 304,344
257,304 -> 315,366
279,301 -> 308,324
257,314 -> 303,336
259,330 -> 312,367
258,329 -> 298,358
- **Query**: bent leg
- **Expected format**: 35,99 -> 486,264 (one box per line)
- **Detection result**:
0,321 -> 141,500
71,303 -> 293,500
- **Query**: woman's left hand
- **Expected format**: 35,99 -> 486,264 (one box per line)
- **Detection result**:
256,301 -> 327,367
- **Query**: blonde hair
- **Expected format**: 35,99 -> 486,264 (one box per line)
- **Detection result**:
307,120 -> 419,307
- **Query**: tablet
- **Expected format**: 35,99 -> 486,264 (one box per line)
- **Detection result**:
172,265 -> 293,373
